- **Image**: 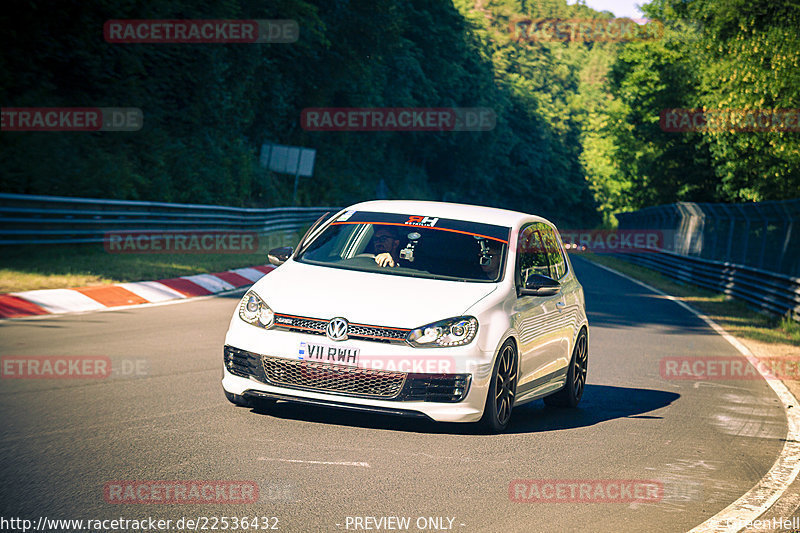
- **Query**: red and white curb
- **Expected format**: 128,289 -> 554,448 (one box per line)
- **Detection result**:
0,265 -> 274,319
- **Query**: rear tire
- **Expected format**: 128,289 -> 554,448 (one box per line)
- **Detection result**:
544,328 -> 588,408
480,340 -> 518,433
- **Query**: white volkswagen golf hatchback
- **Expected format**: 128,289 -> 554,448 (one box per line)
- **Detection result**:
223,200 -> 588,432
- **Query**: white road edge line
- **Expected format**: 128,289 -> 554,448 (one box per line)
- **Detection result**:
257,457 -> 370,467
587,260 -> 800,533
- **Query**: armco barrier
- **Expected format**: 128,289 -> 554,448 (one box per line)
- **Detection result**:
611,249 -> 800,321
0,193 -> 336,245
615,199 -> 800,277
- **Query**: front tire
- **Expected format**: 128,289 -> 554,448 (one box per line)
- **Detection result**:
480,340 -> 518,433
544,328 -> 588,408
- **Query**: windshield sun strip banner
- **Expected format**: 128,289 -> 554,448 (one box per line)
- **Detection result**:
330,211 -> 510,243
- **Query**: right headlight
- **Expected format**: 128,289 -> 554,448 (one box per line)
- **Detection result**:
406,316 -> 478,348
238,290 -> 274,329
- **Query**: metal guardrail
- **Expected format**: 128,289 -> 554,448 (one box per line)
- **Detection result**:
0,193 -> 337,245
616,199 -> 800,277
612,249 -> 800,321
5,193 -> 797,320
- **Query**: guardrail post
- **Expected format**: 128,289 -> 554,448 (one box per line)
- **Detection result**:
777,202 -> 793,275
735,204 -> 750,265
701,203 -> 717,260
718,204 -> 736,262
754,203 -> 769,270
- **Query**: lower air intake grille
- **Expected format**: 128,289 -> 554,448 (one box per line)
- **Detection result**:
261,356 -> 406,399
224,346 -> 470,403
224,346 -> 259,378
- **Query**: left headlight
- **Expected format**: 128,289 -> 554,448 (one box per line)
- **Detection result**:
406,316 -> 478,348
238,290 -> 274,329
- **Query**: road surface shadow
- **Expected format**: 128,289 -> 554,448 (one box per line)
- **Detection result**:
506,384 -> 679,434
243,384 -> 679,435
569,256 -> 717,334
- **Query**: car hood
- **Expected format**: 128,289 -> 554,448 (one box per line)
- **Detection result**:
250,260 -> 498,328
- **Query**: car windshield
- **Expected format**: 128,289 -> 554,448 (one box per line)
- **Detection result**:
295,211 -> 510,282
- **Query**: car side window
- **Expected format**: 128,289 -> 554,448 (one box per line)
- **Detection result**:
516,223 -> 551,289
541,226 -> 568,280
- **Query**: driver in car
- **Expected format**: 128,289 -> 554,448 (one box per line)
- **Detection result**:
371,226 -> 402,267
480,241 -> 503,280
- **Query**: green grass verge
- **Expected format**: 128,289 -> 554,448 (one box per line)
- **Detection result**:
0,231 -> 301,293
578,252 -> 800,347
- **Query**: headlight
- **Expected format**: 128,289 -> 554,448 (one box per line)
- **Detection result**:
407,316 -> 478,348
238,290 -> 274,329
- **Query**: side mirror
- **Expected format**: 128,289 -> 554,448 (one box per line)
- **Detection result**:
519,274 -> 560,297
267,246 -> 294,266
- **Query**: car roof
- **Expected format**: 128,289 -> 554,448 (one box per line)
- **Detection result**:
343,200 -> 551,228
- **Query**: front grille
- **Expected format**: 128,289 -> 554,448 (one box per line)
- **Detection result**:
347,323 -> 408,342
224,346 -> 470,403
272,314 -> 410,344
273,316 -> 326,336
261,356 -> 406,398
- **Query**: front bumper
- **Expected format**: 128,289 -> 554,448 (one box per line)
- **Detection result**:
221,344 -> 494,423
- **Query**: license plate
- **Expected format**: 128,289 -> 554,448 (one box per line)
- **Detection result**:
299,342 -> 360,366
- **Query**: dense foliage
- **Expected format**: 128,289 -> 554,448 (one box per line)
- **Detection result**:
594,0 -> 799,216
1,0 -> 796,227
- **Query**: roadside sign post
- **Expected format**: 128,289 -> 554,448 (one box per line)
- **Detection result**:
260,142 -> 316,205
292,162 -> 301,206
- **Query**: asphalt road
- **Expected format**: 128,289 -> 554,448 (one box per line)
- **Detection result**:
0,257 -> 790,533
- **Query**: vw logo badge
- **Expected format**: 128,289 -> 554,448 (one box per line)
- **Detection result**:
326,317 -> 349,341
